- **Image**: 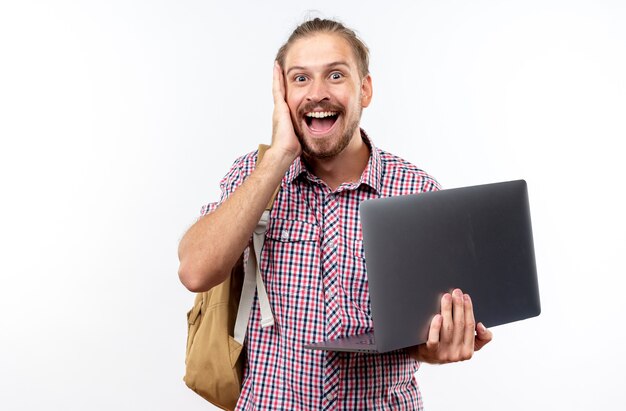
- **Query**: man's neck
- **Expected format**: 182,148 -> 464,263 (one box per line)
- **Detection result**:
304,130 -> 370,191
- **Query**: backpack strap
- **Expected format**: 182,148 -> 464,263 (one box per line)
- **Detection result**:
233,145 -> 280,344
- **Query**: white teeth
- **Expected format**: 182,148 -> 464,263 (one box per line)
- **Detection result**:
305,111 -> 337,118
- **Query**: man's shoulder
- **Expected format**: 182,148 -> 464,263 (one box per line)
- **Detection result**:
223,149 -> 261,176
374,147 -> 441,193
235,149 -> 260,167
376,147 -> 438,179
377,148 -> 421,171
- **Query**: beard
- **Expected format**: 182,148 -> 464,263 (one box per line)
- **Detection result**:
292,100 -> 362,160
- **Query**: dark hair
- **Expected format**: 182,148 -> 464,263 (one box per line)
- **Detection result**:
276,18 -> 370,78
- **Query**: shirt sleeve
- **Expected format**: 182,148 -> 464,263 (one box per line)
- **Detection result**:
422,174 -> 442,192
199,151 -> 256,217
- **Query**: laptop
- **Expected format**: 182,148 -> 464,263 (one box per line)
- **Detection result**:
304,179 -> 541,353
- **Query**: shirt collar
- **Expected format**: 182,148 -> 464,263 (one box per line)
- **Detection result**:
353,129 -> 382,194
284,154 -> 306,185
284,129 -> 382,194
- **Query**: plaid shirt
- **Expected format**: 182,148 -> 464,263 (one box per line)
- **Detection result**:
202,131 -> 440,410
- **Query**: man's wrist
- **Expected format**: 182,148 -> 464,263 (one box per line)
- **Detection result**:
263,145 -> 299,170
408,344 -> 423,362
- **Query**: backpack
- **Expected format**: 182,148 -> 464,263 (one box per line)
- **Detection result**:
184,144 -> 278,410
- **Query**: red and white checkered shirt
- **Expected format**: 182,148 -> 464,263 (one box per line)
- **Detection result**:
202,131 -> 440,410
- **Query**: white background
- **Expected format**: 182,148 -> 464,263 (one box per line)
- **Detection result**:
1,1 -> 625,410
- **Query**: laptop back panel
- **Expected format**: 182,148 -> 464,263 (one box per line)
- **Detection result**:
360,180 -> 541,353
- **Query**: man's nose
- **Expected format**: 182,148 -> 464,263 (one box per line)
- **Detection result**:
306,80 -> 330,102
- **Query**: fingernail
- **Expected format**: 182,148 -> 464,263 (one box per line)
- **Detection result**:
479,323 -> 487,332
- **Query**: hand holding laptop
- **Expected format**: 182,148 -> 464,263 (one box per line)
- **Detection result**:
408,289 -> 493,364
305,180 -> 539,354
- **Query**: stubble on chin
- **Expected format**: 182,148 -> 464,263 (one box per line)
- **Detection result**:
294,117 -> 361,160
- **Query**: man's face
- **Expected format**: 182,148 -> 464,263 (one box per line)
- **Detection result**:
283,33 -> 372,159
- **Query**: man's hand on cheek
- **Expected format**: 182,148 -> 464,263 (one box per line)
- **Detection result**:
271,62 -> 301,160
409,289 -> 493,364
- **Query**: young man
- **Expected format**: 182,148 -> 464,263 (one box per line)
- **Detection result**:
178,18 -> 492,410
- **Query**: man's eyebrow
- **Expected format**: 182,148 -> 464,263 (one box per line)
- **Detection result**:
285,61 -> 351,76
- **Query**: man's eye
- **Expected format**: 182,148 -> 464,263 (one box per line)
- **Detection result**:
295,75 -> 307,82
330,72 -> 343,80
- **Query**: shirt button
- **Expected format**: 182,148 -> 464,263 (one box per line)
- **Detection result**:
326,393 -> 336,401
281,230 -> 289,240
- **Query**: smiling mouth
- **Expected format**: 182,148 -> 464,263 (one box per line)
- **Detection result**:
305,111 -> 339,134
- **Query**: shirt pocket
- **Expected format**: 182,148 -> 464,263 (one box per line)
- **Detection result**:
262,219 -> 321,335
265,218 -> 319,243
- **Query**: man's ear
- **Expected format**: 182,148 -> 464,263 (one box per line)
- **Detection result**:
361,74 -> 373,108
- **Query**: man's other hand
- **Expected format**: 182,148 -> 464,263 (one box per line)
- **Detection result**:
409,288 -> 493,364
